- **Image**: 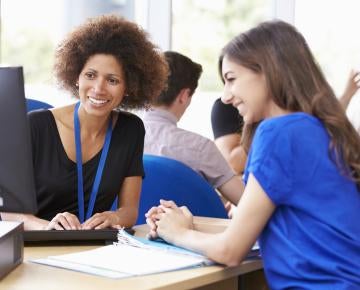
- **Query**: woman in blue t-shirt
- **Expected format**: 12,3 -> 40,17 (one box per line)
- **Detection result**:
146,20 -> 360,289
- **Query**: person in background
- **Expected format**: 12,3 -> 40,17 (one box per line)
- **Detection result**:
2,15 -> 168,230
339,69 -> 360,109
211,98 -> 246,175
146,21 -> 360,289
143,51 -> 243,209
340,69 -> 360,134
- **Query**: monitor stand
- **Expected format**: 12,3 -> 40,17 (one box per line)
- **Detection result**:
0,221 -> 23,279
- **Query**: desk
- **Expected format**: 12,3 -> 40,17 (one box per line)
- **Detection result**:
1,217 -> 264,290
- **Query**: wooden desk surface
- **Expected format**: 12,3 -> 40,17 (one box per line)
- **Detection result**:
1,217 -> 263,290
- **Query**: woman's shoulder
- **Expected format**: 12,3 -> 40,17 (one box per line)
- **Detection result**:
252,113 -> 325,148
112,110 -> 145,137
259,112 -> 321,133
49,104 -> 75,127
50,104 -> 74,118
116,110 -> 144,127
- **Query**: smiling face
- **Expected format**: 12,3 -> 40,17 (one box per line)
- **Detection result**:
77,54 -> 126,117
221,56 -> 272,124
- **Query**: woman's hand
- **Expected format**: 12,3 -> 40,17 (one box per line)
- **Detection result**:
82,211 -> 121,229
46,212 -> 81,230
154,200 -> 194,244
145,205 -> 165,240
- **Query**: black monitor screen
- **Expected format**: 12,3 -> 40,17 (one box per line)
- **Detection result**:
0,66 -> 37,213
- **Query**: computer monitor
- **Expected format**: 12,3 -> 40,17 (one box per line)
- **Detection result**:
0,66 -> 37,214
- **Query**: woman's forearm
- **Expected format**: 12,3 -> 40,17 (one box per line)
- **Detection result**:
1,212 -> 49,230
172,229 -> 249,267
114,206 -> 139,228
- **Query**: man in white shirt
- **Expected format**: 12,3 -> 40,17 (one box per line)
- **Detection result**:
142,51 -> 243,206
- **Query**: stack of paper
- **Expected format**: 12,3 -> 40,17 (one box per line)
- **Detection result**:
32,230 -> 213,279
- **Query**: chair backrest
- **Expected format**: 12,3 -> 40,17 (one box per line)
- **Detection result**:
26,98 -> 53,112
136,154 -> 228,225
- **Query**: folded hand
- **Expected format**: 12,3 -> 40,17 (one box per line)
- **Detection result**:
150,200 -> 194,243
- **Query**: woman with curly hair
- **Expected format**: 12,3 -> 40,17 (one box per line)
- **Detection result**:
4,15 -> 168,230
146,21 -> 360,289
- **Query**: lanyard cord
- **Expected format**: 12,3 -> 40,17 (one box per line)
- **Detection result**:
74,102 -> 113,223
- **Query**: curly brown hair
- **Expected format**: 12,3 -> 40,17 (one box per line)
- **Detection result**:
54,14 -> 168,110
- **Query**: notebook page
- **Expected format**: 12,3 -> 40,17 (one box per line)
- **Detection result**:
45,243 -> 208,275
33,257 -> 131,279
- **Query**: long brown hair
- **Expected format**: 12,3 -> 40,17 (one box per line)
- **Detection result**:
219,20 -> 360,186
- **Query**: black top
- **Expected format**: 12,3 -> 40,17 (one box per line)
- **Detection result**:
210,98 -> 244,139
28,109 -> 145,221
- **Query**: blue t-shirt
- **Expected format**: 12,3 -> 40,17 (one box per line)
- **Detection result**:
244,113 -> 360,290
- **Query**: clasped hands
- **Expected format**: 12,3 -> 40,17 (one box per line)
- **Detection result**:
145,199 -> 194,243
46,211 -> 121,230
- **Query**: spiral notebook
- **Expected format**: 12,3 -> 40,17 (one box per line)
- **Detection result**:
32,229 -> 214,279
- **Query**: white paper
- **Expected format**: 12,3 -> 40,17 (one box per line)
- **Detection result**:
46,244 -> 208,275
31,230 -> 212,278
33,257 -> 131,279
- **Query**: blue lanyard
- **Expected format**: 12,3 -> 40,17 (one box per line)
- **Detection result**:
74,102 -> 113,223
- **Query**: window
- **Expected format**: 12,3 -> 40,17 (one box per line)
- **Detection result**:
0,0 -> 135,107
295,0 -> 360,131
171,0 -> 272,138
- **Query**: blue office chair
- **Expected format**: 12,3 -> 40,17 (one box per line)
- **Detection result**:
135,154 -> 228,225
26,98 -> 53,112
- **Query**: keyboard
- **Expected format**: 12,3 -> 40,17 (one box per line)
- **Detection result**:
23,228 -> 135,246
